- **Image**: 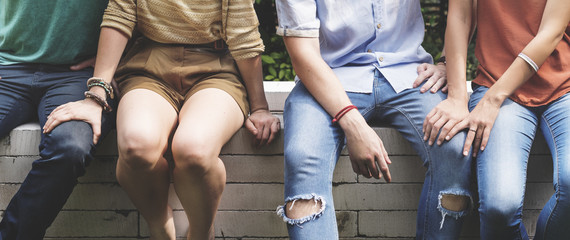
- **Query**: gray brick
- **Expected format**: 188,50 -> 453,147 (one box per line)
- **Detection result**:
359,210 -> 416,237
221,128 -> 284,155
0,123 -> 42,156
78,156 -> 119,183
63,183 -> 135,210
45,210 -> 138,237
358,156 -> 425,183
0,184 -> 19,210
0,156 -> 34,183
333,184 -> 423,210
222,155 -> 284,183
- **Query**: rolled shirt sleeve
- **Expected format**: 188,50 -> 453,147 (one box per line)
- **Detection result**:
101,0 -> 137,38
224,0 -> 265,61
275,0 -> 320,38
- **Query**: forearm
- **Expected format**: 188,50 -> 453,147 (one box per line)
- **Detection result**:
90,27 -> 129,97
236,55 -> 269,113
284,37 -> 353,116
444,0 -> 474,103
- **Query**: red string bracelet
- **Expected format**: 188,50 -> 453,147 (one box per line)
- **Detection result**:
332,105 -> 357,124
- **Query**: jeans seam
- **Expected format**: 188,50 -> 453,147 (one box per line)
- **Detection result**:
376,104 -> 433,237
540,114 -> 560,239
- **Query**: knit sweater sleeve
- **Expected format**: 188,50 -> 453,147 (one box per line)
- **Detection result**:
101,0 -> 137,38
223,0 -> 265,61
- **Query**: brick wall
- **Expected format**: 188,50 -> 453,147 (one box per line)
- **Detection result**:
0,82 -> 553,239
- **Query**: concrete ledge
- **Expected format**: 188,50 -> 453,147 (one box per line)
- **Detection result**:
0,82 -> 554,239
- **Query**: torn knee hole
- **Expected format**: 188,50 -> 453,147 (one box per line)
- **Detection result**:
285,198 -> 323,220
440,194 -> 470,212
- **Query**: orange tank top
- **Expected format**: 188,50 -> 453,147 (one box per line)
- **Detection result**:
474,0 -> 570,107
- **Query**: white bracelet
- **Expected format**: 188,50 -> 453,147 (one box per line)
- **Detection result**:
517,52 -> 539,72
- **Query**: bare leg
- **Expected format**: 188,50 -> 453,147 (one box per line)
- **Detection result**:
116,89 -> 178,240
171,88 -> 244,239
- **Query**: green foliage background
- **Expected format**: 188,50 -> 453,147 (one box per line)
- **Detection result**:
254,0 -> 478,81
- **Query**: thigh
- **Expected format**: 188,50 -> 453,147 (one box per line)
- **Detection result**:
541,92 -> 570,188
0,64 -> 37,137
116,89 -> 178,154
470,86 -> 537,206
283,82 -> 345,196
173,88 -> 244,153
36,67 -> 93,127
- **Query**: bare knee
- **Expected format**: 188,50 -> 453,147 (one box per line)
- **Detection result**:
286,199 -> 323,219
277,195 -> 326,225
440,194 -> 470,212
171,139 -> 219,174
118,133 -> 165,171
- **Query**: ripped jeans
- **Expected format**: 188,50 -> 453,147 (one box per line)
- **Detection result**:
277,71 -> 473,239
471,85 -> 570,240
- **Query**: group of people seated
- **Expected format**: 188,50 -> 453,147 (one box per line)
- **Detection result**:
0,0 -> 568,239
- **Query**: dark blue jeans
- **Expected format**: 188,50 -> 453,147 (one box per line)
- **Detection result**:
0,64 -> 116,240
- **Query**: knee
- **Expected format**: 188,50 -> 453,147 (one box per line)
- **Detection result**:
277,194 -> 326,225
118,132 -> 164,171
479,199 -> 520,225
171,137 -> 219,174
440,194 -> 471,212
40,121 -> 94,169
436,191 -> 473,229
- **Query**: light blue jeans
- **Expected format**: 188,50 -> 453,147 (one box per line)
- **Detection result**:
277,71 -> 473,239
471,85 -> 570,240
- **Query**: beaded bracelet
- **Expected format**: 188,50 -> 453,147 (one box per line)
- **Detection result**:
84,91 -> 112,112
332,105 -> 358,124
87,77 -> 115,99
517,52 -> 539,72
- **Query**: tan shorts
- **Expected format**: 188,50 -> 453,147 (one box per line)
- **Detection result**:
114,37 -> 249,118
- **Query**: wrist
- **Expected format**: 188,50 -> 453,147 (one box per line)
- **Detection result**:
338,110 -> 367,133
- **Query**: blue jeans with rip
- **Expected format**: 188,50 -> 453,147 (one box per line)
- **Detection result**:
277,71 -> 474,239
0,64 -> 116,240
471,85 -> 570,240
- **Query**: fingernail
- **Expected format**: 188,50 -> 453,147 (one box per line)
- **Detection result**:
481,146 -> 485,151
445,136 -> 450,140
463,150 -> 468,156
428,140 -> 433,145
421,88 -> 426,92
423,135 -> 427,141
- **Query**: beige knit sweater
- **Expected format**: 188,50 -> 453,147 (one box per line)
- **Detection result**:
101,0 -> 264,60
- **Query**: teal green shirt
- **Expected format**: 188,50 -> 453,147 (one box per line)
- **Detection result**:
0,0 -> 108,65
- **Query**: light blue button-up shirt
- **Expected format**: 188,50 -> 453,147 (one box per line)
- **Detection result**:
276,0 -> 433,93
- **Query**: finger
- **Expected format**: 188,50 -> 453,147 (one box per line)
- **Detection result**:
260,122 -> 271,146
424,111 -> 441,141
441,85 -> 449,93
429,77 -> 446,93
358,160 -> 372,178
244,118 -> 258,135
376,153 -> 391,183
255,124 -> 266,147
92,122 -> 101,145
44,115 -> 71,134
268,120 -> 281,144
463,126 -> 476,156
413,64 -> 429,88
437,119 -> 457,145
423,108 -> 437,133
445,119 -> 468,141
428,117 -> 447,146
367,156 -> 380,179
420,74 -> 439,93
473,127 -> 484,157
480,126 -> 492,151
